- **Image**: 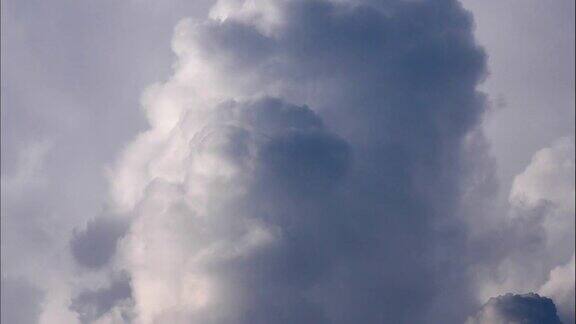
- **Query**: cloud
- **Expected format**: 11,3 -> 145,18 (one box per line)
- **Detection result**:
472,137 -> 575,323
2,0 -> 571,323
120,97 -> 351,323
1,141 -> 51,196
109,0 -> 491,322
466,293 -> 562,324
510,137 -> 575,213
70,216 -> 129,269
540,255 -> 575,324
69,275 -> 133,323
0,277 -> 45,324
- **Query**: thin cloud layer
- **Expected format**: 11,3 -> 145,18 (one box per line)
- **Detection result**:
0,277 -> 45,324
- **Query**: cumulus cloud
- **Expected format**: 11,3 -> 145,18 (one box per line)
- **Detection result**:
119,97 -> 351,323
473,137 -> 575,323
540,255 -> 575,324
70,216 -> 129,269
520,138 -> 575,323
510,137 -> 575,214
108,0 -> 491,322
70,275 -> 133,324
2,0 -> 572,323
466,293 -> 562,324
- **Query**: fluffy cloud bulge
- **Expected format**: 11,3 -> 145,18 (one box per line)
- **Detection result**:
110,0 -> 487,322
1,0 -> 573,323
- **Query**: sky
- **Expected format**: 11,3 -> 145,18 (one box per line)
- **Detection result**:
1,0 -> 574,323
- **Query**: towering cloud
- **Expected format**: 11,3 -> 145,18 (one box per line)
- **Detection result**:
2,0 -> 573,323
109,0 -> 491,322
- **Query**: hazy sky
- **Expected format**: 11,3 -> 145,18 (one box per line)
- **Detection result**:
1,1 -> 574,323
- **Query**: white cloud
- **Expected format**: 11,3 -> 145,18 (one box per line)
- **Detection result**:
540,254 -> 575,323
109,0 -> 491,322
510,137 -> 575,213
1,0 -> 573,323
475,137 -> 575,323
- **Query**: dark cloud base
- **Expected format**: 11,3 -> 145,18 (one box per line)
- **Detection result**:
468,293 -> 563,324
70,216 -> 128,269
69,274 -> 133,323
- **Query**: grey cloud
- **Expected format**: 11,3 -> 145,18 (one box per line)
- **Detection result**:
466,137 -> 575,323
1,0 -> 210,317
114,0 -> 491,322
200,98 -> 349,323
70,216 -> 128,269
467,293 -> 562,324
69,275 -> 133,323
5,0 -> 571,323
1,277 -> 44,324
